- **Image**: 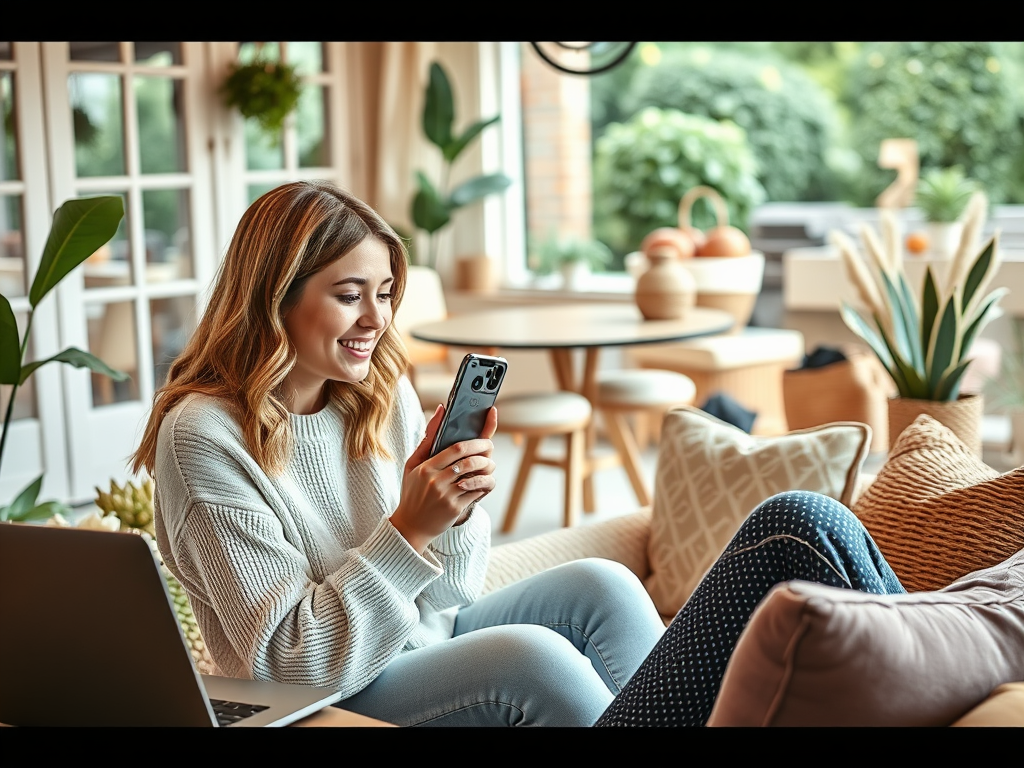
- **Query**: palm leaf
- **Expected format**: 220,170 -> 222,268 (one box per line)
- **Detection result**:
926,295 -> 959,396
443,115 -> 501,163
839,303 -> 906,395
959,290 -> 1007,365
422,62 -> 454,151
840,303 -> 894,370
411,171 -> 451,234
449,173 -> 513,208
961,236 -> 996,312
877,320 -> 929,398
896,270 -> 923,370
29,196 -> 123,308
0,294 -> 20,385
878,268 -> 917,368
934,359 -> 973,402
919,266 -> 939,360
0,474 -> 42,521
19,346 -> 129,385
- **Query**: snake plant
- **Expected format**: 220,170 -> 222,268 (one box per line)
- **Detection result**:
832,192 -> 1006,402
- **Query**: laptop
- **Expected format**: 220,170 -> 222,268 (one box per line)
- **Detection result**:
0,522 -> 343,727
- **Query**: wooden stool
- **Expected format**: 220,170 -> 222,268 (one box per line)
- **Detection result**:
495,392 -> 593,533
626,327 -> 804,436
596,369 -> 697,507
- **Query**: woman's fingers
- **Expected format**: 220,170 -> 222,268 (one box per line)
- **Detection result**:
406,404 -> 445,470
446,455 -> 495,480
479,406 -> 498,440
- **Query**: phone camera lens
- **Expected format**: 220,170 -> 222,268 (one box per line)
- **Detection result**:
471,376 -> 484,391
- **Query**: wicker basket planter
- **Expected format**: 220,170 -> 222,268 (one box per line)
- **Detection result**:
888,393 -> 984,457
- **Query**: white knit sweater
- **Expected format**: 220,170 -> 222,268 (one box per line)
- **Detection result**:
153,376 -> 491,698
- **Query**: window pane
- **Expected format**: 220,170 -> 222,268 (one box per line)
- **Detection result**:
0,311 -> 36,420
288,42 -> 323,73
238,42 -> 280,64
69,42 -> 121,63
247,183 -> 277,206
151,295 -> 197,389
134,42 -> 181,66
1,72 -> 17,181
142,188 -> 192,282
298,84 -> 329,168
136,75 -> 186,174
0,194 -> 25,297
87,300 -> 139,406
70,73 -> 125,177
245,120 -> 285,170
82,191 -> 131,288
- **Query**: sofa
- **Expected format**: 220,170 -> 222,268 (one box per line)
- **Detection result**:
483,406 -> 1024,727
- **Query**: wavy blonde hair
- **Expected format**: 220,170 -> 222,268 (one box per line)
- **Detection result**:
131,180 -> 410,477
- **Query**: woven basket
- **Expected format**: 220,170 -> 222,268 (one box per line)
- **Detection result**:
888,393 -> 984,458
783,345 -> 894,453
678,185 -> 730,235
677,186 -> 760,332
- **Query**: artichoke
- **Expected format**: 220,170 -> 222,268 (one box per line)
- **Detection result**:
93,477 -> 216,674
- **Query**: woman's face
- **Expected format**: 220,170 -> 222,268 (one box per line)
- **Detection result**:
281,236 -> 394,413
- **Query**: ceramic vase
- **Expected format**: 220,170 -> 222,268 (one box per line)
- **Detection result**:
634,251 -> 696,320
926,221 -> 964,261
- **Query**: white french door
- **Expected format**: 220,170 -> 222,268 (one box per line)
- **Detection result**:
1,41 -> 355,505
0,42 -> 70,504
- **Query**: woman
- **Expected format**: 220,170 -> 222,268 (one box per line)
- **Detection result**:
131,180 -> 904,727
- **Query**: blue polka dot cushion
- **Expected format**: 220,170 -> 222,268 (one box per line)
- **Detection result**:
646,406 -> 871,617
706,546 -> 1024,726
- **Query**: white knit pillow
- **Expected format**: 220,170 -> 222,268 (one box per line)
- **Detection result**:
645,406 -> 871,618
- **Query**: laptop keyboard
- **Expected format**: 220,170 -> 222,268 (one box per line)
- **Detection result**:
209,698 -> 269,726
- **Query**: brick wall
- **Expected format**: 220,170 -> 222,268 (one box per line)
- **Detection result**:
519,44 -> 593,251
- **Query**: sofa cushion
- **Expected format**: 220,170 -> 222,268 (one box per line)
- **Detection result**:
484,509 -> 652,596
645,406 -> 871,617
706,547 -> 1024,727
852,414 -> 1024,592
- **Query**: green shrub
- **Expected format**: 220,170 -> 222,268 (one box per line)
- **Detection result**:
842,42 -> 1022,206
592,107 -> 766,257
623,46 -> 843,203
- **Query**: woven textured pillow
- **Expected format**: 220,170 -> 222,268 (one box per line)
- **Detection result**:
706,547 -> 1024,727
852,413 -> 1024,592
645,407 -> 871,617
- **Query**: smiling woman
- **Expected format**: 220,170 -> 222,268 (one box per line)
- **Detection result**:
280,236 -> 395,414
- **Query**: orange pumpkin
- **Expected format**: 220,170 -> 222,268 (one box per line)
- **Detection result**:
695,225 -> 751,258
641,227 -> 696,260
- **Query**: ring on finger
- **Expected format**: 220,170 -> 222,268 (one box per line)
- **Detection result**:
452,463 -> 461,475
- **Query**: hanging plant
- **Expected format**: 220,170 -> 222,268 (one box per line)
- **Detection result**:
219,58 -> 302,140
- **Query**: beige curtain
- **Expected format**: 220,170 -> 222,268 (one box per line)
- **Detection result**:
344,42 -> 440,245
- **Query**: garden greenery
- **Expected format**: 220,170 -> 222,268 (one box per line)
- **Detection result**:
842,42 -> 1022,207
624,46 -> 842,203
592,107 -> 765,259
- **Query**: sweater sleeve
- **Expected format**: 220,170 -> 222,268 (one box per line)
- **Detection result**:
396,375 -> 492,610
154,395 -> 448,698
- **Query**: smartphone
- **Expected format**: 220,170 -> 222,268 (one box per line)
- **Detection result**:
429,353 -> 508,457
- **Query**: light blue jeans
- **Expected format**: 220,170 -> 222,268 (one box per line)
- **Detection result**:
335,558 -> 667,726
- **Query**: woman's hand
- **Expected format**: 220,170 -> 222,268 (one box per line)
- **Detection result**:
390,404 -> 498,554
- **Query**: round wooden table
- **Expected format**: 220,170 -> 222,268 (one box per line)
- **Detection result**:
411,302 -> 734,511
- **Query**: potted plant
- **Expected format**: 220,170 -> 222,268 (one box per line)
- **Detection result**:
831,191 -> 1004,456
0,196 -> 128,521
219,56 -> 303,145
411,61 -> 512,271
915,166 -> 980,260
530,233 -> 613,290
